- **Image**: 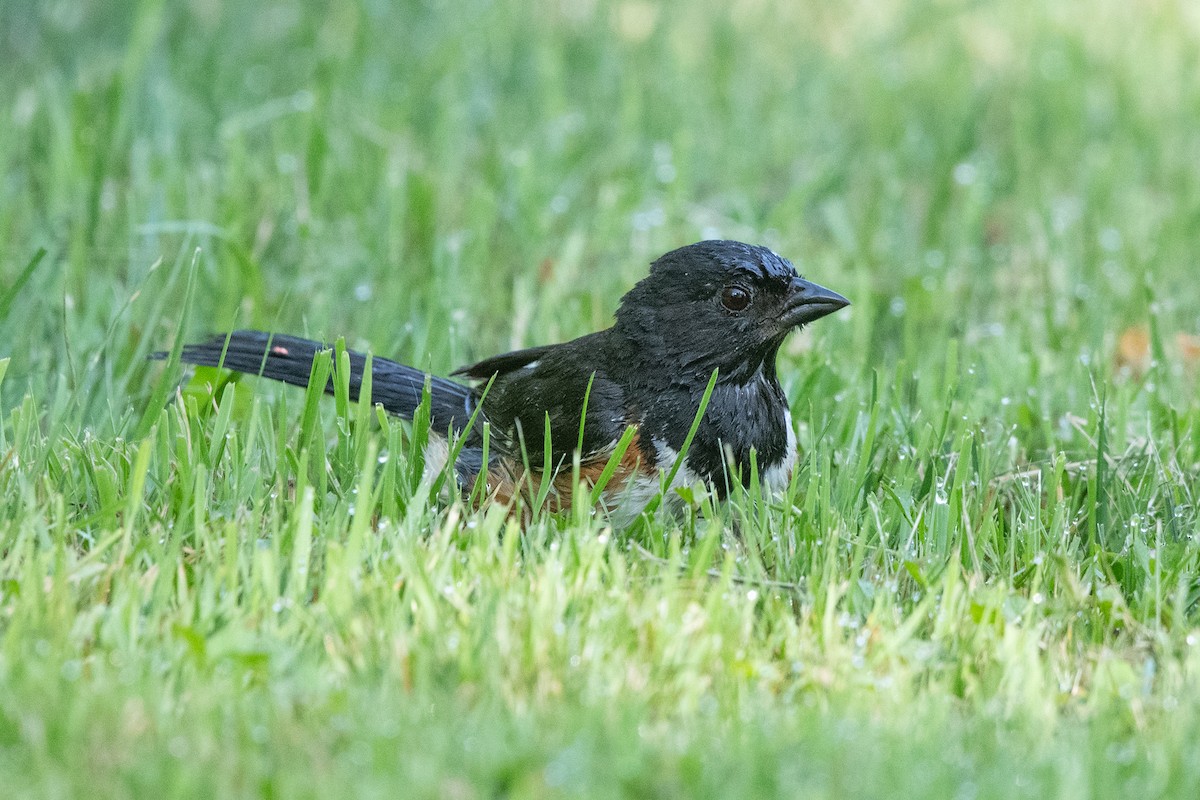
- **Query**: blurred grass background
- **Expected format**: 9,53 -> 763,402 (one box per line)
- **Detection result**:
3,0 -> 1200,797
5,0 -> 1199,422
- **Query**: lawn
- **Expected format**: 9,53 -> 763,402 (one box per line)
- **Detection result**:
3,0 -> 1200,796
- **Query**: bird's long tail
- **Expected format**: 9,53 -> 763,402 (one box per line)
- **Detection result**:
158,330 -> 479,440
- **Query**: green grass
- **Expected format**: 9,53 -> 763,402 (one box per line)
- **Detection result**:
3,0 -> 1200,796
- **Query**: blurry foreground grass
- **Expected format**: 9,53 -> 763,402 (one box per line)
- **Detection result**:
3,0 -> 1200,796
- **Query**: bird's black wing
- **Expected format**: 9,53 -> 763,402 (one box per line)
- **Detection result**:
452,333 -> 633,470
450,343 -> 556,381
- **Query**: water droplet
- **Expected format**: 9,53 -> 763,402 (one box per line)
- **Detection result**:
952,162 -> 977,185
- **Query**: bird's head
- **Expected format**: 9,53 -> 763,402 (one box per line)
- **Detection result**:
614,240 -> 849,383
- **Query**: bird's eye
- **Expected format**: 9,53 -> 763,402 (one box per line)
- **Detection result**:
721,285 -> 751,312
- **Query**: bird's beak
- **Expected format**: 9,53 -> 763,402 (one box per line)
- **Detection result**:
780,276 -> 850,327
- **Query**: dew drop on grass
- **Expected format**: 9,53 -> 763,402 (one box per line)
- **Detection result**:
60,660 -> 82,682
1098,227 -> 1122,251
952,162 -> 977,185
1105,741 -> 1136,766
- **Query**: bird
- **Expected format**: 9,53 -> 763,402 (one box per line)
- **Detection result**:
162,240 -> 849,525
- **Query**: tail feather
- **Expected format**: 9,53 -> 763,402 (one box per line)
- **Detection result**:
159,330 -> 479,440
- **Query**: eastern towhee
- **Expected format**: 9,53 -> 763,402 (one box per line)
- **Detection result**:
163,240 -> 849,524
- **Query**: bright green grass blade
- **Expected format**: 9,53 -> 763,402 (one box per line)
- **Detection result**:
135,249 -> 200,439
635,367 -> 720,526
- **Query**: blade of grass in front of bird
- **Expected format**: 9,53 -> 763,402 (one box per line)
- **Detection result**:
510,407 -> 537,522
333,339 -> 352,467
378,407 -> 402,520
137,248 -> 200,438
587,424 -> 639,508
571,372 -> 597,500
430,374 -> 493,503
333,339 -> 352,419
354,352 -> 374,466
407,376 -> 432,499
635,368 -> 719,527
298,348 -> 333,498
470,423 -> 492,508
205,379 -> 237,468
531,412 -> 556,516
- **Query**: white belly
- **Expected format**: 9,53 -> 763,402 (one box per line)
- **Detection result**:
760,409 -> 797,491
